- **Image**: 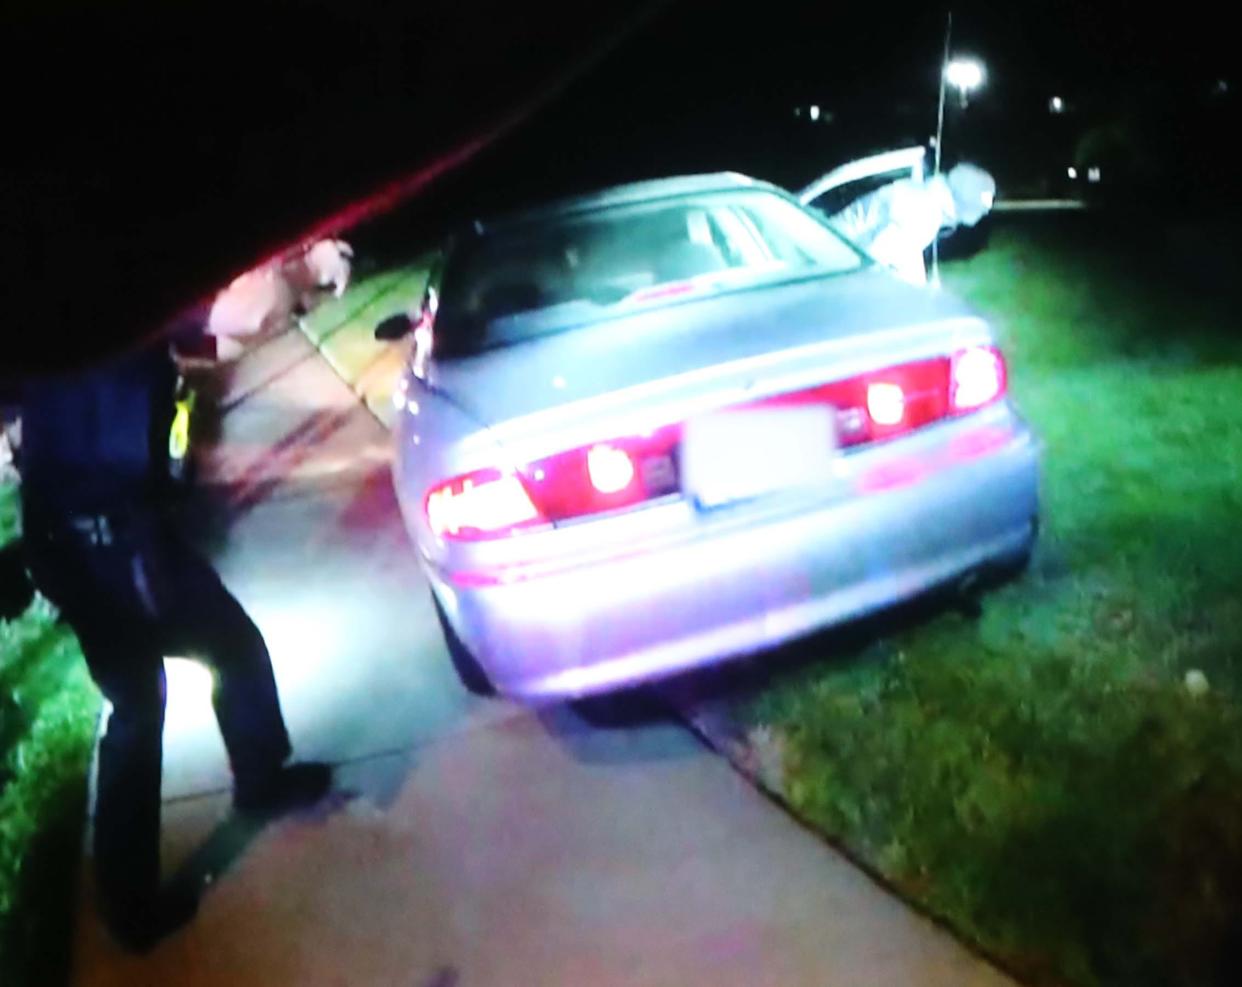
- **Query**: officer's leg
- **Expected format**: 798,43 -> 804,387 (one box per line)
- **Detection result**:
149,529 -> 328,814
155,541 -> 292,788
73,617 -> 166,926
24,538 -> 171,928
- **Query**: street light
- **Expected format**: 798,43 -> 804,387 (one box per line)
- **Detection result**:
946,57 -> 985,108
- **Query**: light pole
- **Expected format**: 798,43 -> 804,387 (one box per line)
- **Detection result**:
931,11 -> 985,286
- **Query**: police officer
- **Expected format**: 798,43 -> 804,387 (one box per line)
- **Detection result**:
18,312 -> 331,952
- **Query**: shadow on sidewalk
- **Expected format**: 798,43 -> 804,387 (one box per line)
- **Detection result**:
165,813 -> 268,899
163,786 -> 359,903
535,692 -> 701,768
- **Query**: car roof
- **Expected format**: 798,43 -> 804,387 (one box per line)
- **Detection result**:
472,172 -> 784,234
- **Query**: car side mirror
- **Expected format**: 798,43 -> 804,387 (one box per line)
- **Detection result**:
375,313 -> 412,341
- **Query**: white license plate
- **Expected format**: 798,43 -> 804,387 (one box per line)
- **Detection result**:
681,405 -> 838,508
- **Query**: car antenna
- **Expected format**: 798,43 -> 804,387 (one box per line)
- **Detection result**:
931,8 -> 952,287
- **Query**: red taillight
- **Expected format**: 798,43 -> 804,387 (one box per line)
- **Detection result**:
950,345 -> 1006,412
754,356 -> 949,447
426,346 -> 1009,540
426,429 -> 679,541
425,469 -> 544,541
522,426 -> 681,524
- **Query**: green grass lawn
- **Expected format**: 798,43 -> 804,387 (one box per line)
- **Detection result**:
0,483 -> 99,986
745,216 -> 1242,987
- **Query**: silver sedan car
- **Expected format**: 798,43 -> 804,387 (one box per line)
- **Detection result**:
380,173 -> 1039,700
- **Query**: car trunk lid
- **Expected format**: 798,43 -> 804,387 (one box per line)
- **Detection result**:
433,269 -> 989,464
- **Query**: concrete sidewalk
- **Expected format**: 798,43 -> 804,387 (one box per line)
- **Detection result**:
70,335 -> 1013,986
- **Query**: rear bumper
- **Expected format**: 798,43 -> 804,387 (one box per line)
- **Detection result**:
426,410 -> 1039,699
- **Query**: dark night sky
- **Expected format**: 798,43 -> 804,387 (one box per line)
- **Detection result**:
2,0 -> 1235,381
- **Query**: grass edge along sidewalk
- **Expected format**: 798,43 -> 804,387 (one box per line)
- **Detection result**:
1,483 -> 100,987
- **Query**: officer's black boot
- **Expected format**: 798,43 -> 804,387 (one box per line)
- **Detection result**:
233,761 -> 333,820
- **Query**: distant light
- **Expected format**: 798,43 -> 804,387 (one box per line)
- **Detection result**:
1088,166 -> 1102,183
946,58 -> 986,94
1215,79 -> 1230,94
1067,166 -> 1078,179
809,104 -> 821,121
1049,95 -> 1065,113
552,375 -> 567,389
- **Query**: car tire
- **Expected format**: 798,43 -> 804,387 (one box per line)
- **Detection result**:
986,518 -> 1039,586
431,592 -> 495,697
569,687 -> 665,726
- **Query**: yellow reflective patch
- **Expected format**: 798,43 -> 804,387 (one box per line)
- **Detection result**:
169,397 -> 193,461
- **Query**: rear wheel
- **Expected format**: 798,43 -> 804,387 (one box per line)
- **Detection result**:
569,687 -> 665,726
983,517 -> 1039,587
1004,517 -> 1039,576
431,593 -> 495,696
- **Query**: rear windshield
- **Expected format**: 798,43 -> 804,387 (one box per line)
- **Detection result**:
433,188 -> 867,356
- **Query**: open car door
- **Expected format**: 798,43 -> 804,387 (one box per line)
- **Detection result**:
797,146 -> 927,217
798,146 -> 931,283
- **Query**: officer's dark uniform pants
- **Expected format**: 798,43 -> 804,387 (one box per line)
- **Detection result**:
25,517 -> 291,918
